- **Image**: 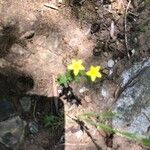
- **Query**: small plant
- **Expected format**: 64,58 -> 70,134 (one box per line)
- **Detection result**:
78,111 -> 150,147
57,59 -> 102,86
43,113 -> 64,131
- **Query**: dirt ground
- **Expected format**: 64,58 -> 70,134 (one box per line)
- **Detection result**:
0,0 -> 150,150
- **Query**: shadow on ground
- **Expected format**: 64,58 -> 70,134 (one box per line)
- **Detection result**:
0,22 -> 20,58
0,67 -> 65,150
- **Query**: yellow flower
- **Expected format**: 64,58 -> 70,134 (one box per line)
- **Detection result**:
86,66 -> 102,81
68,59 -> 85,76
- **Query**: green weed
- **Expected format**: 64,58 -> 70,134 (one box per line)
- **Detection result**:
78,111 -> 150,147
43,114 -> 64,130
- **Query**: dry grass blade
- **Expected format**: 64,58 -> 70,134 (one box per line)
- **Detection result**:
110,21 -> 115,39
124,0 -> 131,59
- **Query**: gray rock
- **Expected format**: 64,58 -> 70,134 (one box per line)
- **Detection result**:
19,96 -> 31,112
120,58 -> 150,87
0,100 -> 15,121
112,59 -> 150,138
0,116 -> 26,149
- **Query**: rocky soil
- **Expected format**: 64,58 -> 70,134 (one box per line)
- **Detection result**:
0,0 -> 149,150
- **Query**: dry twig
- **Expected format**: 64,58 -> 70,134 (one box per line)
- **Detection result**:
33,100 -> 37,121
124,0 -> 131,59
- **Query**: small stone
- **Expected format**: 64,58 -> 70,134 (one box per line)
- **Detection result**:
75,130 -> 83,139
109,68 -> 113,75
107,59 -> 115,68
131,49 -> 136,56
58,86 -> 63,94
28,121 -> 39,134
102,69 -> 109,75
101,88 -> 108,98
57,0 -> 64,4
19,97 -> 31,112
134,37 -> 138,43
79,87 -> 89,93
95,7 -> 98,10
84,95 -> 92,103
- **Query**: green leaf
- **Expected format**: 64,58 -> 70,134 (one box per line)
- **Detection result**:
65,70 -> 74,81
57,70 -> 75,85
74,75 -> 80,83
57,74 -> 68,85
79,70 -> 86,76
100,111 -> 121,119
78,111 -> 150,147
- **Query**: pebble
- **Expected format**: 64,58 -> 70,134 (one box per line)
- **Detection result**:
131,49 -> 136,56
109,68 -> 113,75
75,130 -> 83,139
57,0 -> 64,4
28,121 -> 39,134
84,95 -> 92,103
107,59 -> 115,68
101,88 -> 108,98
102,69 -> 109,75
95,7 -> 98,10
58,86 -> 63,94
79,87 -> 89,93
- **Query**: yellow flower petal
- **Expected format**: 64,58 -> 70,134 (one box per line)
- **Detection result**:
67,59 -> 85,76
68,64 -> 73,70
97,72 -> 102,78
86,65 -> 102,81
91,76 -> 96,81
74,69 -> 79,76
72,59 -> 76,64
80,65 -> 85,70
